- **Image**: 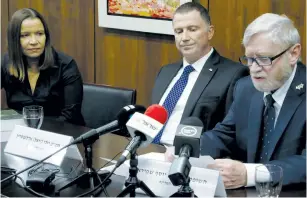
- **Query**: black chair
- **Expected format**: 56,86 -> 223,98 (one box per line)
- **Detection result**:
81,83 -> 137,137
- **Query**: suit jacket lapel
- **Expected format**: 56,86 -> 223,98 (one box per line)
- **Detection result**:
267,65 -> 306,160
152,63 -> 182,104
247,91 -> 264,162
182,49 -> 220,118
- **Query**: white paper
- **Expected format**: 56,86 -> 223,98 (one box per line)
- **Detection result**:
4,125 -> 82,166
100,152 -> 226,197
1,131 -> 12,142
1,119 -> 25,142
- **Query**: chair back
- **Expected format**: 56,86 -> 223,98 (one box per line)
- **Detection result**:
82,83 -> 136,136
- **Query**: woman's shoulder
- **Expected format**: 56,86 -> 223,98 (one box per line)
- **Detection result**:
52,49 -> 80,75
53,49 -> 75,66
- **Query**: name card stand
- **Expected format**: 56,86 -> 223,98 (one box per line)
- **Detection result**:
106,156 -> 226,197
4,125 -> 83,166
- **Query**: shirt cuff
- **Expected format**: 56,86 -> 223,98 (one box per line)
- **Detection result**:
244,163 -> 263,187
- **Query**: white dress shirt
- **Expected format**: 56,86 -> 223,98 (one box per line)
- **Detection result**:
158,48 -> 214,146
244,64 -> 297,186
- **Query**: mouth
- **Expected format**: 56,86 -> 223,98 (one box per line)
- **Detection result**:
252,76 -> 265,81
27,48 -> 40,51
181,45 -> 194,50
181,44 -> 194,47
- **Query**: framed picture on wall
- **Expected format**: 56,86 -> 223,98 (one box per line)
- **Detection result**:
98,0 -> 193,35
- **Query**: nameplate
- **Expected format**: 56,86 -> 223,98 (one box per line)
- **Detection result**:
4,125 -> 83,166
112,155 -> 226,197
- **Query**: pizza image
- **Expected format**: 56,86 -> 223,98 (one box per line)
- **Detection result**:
108,0 -> 180,20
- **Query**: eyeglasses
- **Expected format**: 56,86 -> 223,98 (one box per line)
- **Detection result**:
239,46 -> 292,67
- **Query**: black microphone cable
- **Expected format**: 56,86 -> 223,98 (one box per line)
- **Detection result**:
75,142 -> 134,197
75,165 -> 117,197
1,167 -> 48,197
0,127 -> 123,184
0,142 -> 72,184
0,128 -> 124,197
16,175 -> 50,198
0,146 -> 72,198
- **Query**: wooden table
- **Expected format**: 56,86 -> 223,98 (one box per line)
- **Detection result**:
1,118 -> 305,197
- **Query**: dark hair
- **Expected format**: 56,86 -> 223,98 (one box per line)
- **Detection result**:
174,2 -> 211,25
7,8 -> 54,81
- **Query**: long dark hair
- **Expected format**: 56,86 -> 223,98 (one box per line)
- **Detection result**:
7,8 -> 54,81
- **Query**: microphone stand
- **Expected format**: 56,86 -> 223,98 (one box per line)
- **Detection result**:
55,135 -> 111,197
169,145 -> 198,198
170,177 -> 197,197
117,151 -> 156,197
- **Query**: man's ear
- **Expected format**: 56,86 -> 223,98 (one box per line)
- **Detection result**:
289,43 -> 301,66
208,25 -> 214,40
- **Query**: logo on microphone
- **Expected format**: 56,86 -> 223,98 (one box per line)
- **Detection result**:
135,118 -> 158,131
180,126 -> 197,136
142,120 -> 158,130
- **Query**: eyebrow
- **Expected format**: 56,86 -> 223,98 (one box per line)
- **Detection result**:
20,29 -> 45,33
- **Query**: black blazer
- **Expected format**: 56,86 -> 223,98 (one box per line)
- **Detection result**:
152,49 -> 249,131
1,49 -> 85,125
200,62 -> 306,186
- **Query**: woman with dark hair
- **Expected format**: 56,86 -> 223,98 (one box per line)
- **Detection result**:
1,8 -> 85,125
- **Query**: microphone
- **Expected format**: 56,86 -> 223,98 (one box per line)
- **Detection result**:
72,105 -> 146,144
168,117 -> 203,186
116,104 -> 168,167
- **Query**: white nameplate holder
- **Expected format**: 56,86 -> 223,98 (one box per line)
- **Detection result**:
109,155 -> 226,197
4,125 -> 83,166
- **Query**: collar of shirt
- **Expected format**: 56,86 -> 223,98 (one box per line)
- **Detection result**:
183,47 -> 214,72
263,64 -> 297,108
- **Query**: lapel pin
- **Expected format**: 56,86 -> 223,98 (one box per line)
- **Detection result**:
296,83 -> 304,90
209,68 -> 213,72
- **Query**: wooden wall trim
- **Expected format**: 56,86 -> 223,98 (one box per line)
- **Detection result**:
1,0 -> 9,55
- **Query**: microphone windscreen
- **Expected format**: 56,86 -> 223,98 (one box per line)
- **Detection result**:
117,105 -> 146,124
181,117 -> 203,127
144,104 -> 168,124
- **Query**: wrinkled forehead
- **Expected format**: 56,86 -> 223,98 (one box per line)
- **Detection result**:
245,33 -> 283,56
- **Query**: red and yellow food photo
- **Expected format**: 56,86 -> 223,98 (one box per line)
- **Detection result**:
108,0 -> 180,19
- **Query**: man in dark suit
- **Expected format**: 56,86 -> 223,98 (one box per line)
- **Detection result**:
151,2 -> 248,146
201,13 -> 306,189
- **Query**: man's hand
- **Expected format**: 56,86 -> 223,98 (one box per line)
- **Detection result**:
207,159 -> 247,189
164,146 -> 176,162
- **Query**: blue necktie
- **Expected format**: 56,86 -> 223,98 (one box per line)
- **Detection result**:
257,94 -> 275,163
152,65 -> 195,144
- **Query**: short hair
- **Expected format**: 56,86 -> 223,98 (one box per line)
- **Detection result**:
7,8 -> 54,81
242,13 -> 300,48
174,2 -> 211,26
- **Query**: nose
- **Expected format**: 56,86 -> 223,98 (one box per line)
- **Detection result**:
249,60 -> 262,73
29,35 -> 38,45
181,30 -> 190,41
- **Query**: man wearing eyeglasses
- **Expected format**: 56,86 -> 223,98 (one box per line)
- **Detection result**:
200,13 -> 306,189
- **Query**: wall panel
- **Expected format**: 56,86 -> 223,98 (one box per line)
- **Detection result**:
210,0 -> 306,63
1,0 -> 9,55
